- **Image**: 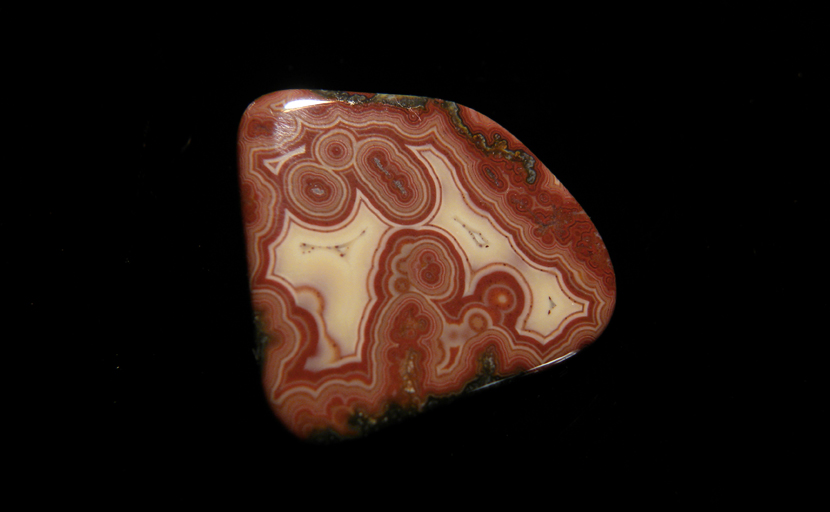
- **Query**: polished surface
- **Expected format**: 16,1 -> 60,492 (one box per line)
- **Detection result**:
238,90 -> 616,439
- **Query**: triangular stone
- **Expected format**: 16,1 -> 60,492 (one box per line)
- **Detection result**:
238,90 -> 616,440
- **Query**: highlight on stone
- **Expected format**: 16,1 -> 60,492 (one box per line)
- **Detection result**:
237,90 -> 616,440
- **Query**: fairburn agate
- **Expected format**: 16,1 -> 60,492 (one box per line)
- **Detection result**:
237,90 -> 616,440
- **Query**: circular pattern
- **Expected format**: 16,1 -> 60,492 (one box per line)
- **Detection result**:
467,312 -> 487,332
386,232 -> 461,301
407,245 -> 451,297
353,137 -> 433,224
485,285 -> 517,312
313,130 -> 356,171
284,163 -> 350,222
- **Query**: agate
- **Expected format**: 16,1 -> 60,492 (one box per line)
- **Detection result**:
237,90 -> 615,440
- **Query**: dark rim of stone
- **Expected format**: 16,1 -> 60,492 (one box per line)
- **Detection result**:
305,347 -> 519,444
311,89 -> 430,110
311,89 -> 538,184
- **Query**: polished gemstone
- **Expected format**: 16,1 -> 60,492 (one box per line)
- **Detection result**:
237,90 -> 616,440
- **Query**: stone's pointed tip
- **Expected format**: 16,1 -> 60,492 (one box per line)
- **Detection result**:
239,89 -> 615,440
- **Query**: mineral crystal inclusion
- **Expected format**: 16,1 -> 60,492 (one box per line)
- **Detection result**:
237,90 -> 616,440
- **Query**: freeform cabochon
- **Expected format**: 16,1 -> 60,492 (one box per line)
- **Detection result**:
237,90 -> 615,440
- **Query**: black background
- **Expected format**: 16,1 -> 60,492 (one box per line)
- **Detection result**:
25,15 -> 825,500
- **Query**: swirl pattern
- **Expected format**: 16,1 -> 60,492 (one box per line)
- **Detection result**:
238,90 -> 616,439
